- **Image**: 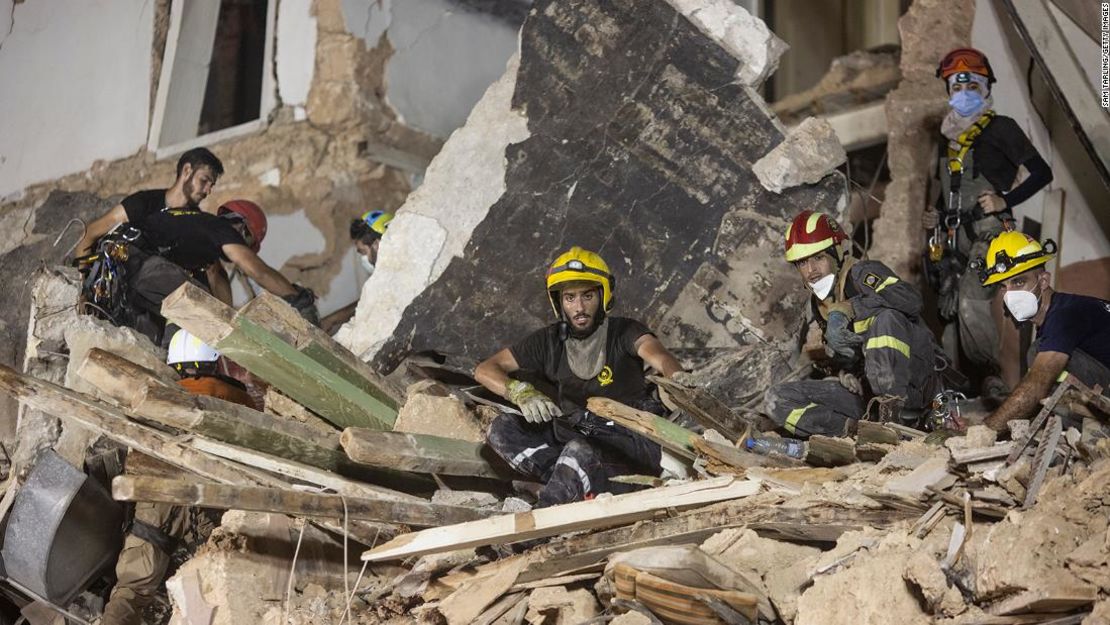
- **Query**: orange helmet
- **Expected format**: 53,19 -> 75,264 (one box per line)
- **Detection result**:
218,200 -> 267,253
936,48 -> 995,84
784,211 -> 847,262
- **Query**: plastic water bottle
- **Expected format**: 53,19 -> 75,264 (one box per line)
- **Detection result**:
744,436 -> 806,460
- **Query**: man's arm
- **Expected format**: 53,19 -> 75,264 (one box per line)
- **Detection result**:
205,262 -> 233,306
221,243 -> 296,297
474,348 -> 521,399
848,261 -> 923,320
74,204 -> 128,257
634,334 -> 682,377
984,350 -> 1069,431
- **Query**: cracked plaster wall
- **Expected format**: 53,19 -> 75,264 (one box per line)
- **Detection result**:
0,0 -> 155,201
342,0 -> 521,138
0,0 -> 527,324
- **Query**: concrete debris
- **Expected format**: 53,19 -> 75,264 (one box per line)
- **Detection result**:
773,47 -> 903,124
524,586 -> 599,625
664,0 -> 789,87
753,117 -> 848,194
339,0 -> 843,372
394,380 -> 485,443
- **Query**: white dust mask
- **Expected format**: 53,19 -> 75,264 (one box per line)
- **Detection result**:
1003,290 -> 1039,322
808,274 -> 836,300
359,255 -> 375,275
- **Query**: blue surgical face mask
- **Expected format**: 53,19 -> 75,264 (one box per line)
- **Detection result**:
949,89 -> 985,117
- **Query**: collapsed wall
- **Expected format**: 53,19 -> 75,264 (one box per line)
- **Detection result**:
338,0 -> 846,372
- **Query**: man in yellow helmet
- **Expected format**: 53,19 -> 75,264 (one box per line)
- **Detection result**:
474,246 -> 682,506
977,232 -> 1110,431
320,210 -> 396,333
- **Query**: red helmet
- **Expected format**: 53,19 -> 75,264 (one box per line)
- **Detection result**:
218,200 -> 267,253
784,211 -> 847,262
936,48 -> 995,84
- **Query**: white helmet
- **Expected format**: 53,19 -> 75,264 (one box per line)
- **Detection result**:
167,329 -> 220,368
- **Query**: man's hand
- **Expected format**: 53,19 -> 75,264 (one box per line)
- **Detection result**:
507,380 -> 562,424
282,285 -> 320,326
838,370 -> 863,395
978,192 -> 1007,214
824,310 -> 862,362
922,207 -> 939,230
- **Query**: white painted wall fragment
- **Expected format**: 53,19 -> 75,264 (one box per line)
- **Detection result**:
0,0 -> 154,199
336,54 -> 530,356
277,0 -> 318,107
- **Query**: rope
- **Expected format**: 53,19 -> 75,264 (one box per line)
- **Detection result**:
282,518 -> 308,624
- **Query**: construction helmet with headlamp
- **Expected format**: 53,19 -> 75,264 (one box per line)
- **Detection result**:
545,246 -> 614,319
976,232 -> 1056,286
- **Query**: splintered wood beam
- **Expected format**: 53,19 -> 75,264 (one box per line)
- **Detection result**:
362,477 -> 761,562
0,363 -> 273,486
586,397 -> 699,460
77,349 -> 425,493
0,363 -> 400,545
340,428 -> 511,479
649,375 -> 757,440
239,293 -> 402,407
113,476 -> 490,527
437,496 -> 915,586
161,283 -> 396,430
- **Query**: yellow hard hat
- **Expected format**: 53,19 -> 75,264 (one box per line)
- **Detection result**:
979,232 -> 1056,286
545,246 -> 614,317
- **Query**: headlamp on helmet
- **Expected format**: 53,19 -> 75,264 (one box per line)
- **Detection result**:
545,246 -> 614,319
973,233 -> 1055,285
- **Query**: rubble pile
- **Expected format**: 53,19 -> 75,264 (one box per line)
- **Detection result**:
0,267 -> 1104,624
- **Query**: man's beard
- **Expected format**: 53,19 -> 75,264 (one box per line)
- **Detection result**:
184,174 -> 204,206
568,311 -> 601,339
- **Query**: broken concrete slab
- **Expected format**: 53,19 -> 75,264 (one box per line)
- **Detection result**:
394,380 -> 484,443
524,586 -> 599,625
63,315 -> 170,401
339,0 -> 843,371
753,117 -> 847,194
663,0 -> 788,87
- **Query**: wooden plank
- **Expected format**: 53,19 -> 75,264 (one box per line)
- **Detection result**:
362,477 -> 762,562
990,583 -> 1099,616
78,349 -> 429,492
649,375 -> 755,440
239,293 -> 402,407
951,443 -> 1016,465
586,397 -> 699,460
805,435 -> 858,467
161,283 -> 396,430
113,475 -> 489,527
438,559 -> 527,625
341,428 -> 510,479
0,362 -> 398,545
508,499 -> 911,584
472,592 -> 526,625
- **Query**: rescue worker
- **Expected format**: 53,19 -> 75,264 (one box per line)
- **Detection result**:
473,246 -> 683,506
320,210 -> 395,334
102,330 -> 252,625
922,48 -> 1053,402
975,233 -> 1110,431
765,211 -> 944,436
74,148 -> 319,344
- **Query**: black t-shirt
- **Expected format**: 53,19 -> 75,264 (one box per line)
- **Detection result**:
510,317 -> 654,413
1038,293 -> 1110,371
971,115 -> 1039,191
122,189 -> 246,271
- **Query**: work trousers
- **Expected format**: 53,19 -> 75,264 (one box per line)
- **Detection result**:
100,503 -> 188,625
124,253 -> 203,346
486,411 -> 662,507
766,309 -> 940,437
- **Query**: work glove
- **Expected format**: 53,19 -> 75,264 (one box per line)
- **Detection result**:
506,380 -> 562,424
282,284 -> 320,327
838,370 -> 863,395
824,310 -> 862,364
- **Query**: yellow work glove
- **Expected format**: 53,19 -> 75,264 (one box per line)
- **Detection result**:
507,380 -> 562,424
